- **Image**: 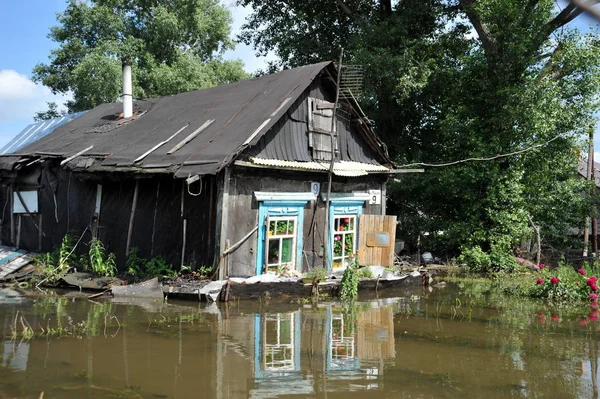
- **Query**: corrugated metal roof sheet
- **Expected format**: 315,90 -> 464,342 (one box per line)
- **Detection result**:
250,157 -> 389,176
0,111 -> 86,155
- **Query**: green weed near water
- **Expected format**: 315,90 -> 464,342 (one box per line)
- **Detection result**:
89,237 -> 117,277
340,259 -> 360,300
127,247 -> 176,279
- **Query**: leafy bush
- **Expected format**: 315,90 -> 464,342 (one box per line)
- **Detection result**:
89,237 -> 117,277
457,241 -> 518,274
304,266 -> 327,282
340,259 -> 360,300
357,267 -> 374,279
145,256 -> 176,278
126,247 -> 145,277
456,246 -> 491,273
126,247 -> 176,279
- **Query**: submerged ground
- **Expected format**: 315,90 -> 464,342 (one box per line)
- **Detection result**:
0,282 -> 598,399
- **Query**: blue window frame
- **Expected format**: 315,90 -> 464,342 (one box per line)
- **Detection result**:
254,311 -> 302,379
327,200 -> 364,270
256,200 -> 308,275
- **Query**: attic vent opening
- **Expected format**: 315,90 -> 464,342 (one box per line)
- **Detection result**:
307,97 -> 337,161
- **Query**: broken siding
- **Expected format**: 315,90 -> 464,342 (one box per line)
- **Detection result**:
246,78 -> 383,165
2,165 -> 217,270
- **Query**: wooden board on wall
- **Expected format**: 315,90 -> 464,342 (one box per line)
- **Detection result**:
358,214 -> 397,267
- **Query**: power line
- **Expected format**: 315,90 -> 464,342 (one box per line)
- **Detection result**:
396,135 -> 563,169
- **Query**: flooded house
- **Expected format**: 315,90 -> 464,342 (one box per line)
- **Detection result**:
0,62 -> 402,277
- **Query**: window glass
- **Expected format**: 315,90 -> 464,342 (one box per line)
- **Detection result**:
332,215 -> 357,269
265,216 -> 297,273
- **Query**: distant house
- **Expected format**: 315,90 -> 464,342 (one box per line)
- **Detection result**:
0,62 -> 400,278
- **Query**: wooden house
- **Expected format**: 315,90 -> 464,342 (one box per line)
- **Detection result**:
0,62 -> 401,277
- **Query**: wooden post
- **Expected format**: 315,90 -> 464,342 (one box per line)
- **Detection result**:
584,128 -> 593,257
38,214 -> 43,251
16,214 -> 21,249
218,168 -> 231,280
10,183 -> 14,245
593,145 -> 598,255
125,180 -> 140,257
323,49 -> 344,270
181,219 -> 187,268
527,215 -> 541,267
151,181 -> 160,257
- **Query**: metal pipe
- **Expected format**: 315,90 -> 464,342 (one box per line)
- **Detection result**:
122,61 -> 133,118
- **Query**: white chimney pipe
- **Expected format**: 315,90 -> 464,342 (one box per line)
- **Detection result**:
122,61 -> 133,118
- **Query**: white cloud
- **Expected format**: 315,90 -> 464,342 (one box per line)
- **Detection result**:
0,69 -> 70,122
224,3 -> 278,74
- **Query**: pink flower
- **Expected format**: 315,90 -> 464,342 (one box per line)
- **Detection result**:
580,319 -> 588,326
550,314 -> 559,322
536,278 -> 544,285
590,293 -> 599,301
550,277 -> 559,285
578,269 -> 587,276
334,235 -> 341,241
592,284 -> 599,292
587,276 -> 598,286
539,263 -> 546,269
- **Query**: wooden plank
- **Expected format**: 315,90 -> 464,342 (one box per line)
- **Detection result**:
358,215 -> 367,265
381,216 -> 392,267
167,120 -> 214,154
0,255 -> 30,279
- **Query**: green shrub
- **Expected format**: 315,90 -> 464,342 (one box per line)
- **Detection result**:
304,266 -> 327,282
145,256 -> 176,278
357,267 -> 374,279
457,246 -> 491,273
126,247 -> 145,277
340,261 -> 360,300
89,237 -> 117,277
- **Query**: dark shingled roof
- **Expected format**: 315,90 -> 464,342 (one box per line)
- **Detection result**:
1,62 -> 390,178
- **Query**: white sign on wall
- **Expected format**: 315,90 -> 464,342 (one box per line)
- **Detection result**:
368,190 -> 381,205
311,182 -> 321,196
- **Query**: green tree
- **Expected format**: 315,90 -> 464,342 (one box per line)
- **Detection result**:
34,0 -> 249,112
34,101 -> 66,121
239,0 -> 600,267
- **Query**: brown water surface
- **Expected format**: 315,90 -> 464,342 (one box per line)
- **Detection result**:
0,284 -> 599,398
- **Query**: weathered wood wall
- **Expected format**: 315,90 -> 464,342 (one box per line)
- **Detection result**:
0,163 -> 218,270
221,167 -> 387,277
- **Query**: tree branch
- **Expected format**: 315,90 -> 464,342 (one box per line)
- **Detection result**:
545,0 -> 600,34
459,0 -> 496,55
336,0 -> 353,18
380,0 -> 392,14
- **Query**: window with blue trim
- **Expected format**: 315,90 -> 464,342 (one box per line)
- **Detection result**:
328,200 -> 364,270
256,200 -> 307,275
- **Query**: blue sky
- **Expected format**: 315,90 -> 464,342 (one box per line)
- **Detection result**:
0,0 -> 275,148
0,1 -> 598,152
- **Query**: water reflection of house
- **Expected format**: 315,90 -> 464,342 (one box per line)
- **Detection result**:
218,304 -> 396,398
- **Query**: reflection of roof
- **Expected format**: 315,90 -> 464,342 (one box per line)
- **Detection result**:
0,112 -> 86,155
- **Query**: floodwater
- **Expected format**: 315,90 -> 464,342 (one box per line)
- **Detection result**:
0,284 -> 599,399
